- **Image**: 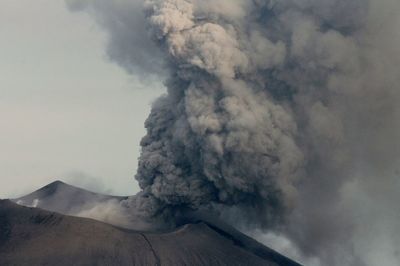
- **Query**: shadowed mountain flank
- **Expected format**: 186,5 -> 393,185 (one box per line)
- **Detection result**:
0,200 -> 156,266
0,200 -> 301,266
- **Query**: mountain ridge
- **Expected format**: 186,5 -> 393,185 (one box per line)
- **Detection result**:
13,180 -> 127,210
1,181 -> 302,266
0,200 -> 302,266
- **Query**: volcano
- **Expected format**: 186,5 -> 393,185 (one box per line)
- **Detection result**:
12,180 -> 127,215
0,182 -> 301,266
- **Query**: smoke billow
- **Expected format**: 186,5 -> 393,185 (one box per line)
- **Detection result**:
66,0 -> 400,265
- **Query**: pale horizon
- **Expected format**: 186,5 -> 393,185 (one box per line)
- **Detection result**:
0,0 -> 163,198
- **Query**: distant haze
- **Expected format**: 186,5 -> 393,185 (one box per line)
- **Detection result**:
0,0 -> 163,198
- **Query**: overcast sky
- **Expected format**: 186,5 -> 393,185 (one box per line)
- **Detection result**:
0,0 -> 164,198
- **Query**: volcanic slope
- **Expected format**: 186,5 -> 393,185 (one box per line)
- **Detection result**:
0,200 -> 301,266
12,180 -> 127,214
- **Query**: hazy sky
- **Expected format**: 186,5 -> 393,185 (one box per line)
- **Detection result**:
0,0 -> 164,198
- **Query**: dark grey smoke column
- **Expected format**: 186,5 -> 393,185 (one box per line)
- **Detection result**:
131,1 -> 400,264
132,0 -> 305,226
66,0 -> 400,265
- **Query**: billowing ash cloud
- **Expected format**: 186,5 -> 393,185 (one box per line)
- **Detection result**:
132,0 -> 306,227
66,0 -> 400,265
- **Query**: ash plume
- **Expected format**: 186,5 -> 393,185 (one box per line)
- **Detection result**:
66,0 -> 400,265
134,0 -> 305,227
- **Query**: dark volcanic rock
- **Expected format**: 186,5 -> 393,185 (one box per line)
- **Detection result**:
0,200 -> 155,266
0,200 -> 301,266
